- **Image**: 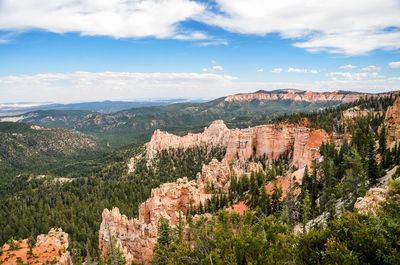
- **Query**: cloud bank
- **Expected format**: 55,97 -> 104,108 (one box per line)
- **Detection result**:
1,71 -> 399,103
1,0 -> 400,55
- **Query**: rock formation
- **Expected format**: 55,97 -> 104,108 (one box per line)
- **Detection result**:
386,96 -> 400,148
224,90 -> 387,103
99,177 -> 210,265
354,187 -> 389,215
99,207 -> 157,265
145,120 -> 229,159
145,120 -> 327,169
100,156 -> 266,265
0,228 -> 71,265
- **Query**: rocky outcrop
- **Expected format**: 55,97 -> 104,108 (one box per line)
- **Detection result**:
99,207 -> 157,265
0,228 -> 71,265
99,177 -> 209,265
145,120 -> 230,159
354,187 -> 389,215
224,90 -> 384,103
145,120 -> 327,169
386,97 -> 400,148
196,159 -> 264,192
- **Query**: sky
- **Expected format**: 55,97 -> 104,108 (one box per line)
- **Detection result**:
1,0 -> 400,103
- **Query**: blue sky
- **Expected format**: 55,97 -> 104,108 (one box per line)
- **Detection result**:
1,0 -> 400,103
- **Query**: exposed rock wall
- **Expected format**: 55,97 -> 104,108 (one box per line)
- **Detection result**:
145,120 -> 230,159
292,129 -> 329,169
0,228 -> 71,265
223,124 -> 297,163
386,97 -> 400,148
146,120 -> 326,169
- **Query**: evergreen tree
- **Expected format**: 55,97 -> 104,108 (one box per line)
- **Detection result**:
286,177 -> 296,228
310,160 -> 319,215
271,182 -> 282,214
157,217 -> 174,246
378,125 -> 386,156
367,136 -> 379,183
301,189 -> 311,234
176,210 -> 184,244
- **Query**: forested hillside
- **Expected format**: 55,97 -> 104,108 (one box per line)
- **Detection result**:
0,122 -> 101,178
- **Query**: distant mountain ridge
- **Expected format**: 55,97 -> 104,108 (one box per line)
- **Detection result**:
0,98 -> 205,116
225,89 -> 397,103
2,89 -> 399,147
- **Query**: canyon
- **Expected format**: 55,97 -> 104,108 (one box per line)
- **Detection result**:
100,119 -> 330,264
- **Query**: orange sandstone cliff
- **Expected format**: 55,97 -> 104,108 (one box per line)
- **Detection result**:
146,120 -> 327,169
386,96 -> 400,148
0,228 -> 71,265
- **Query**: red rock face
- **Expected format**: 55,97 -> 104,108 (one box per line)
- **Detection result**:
292,128 -> 329,169
386,97 -> 400,148
0,228 -> 71,265
223,124 -> 297,163
224,90 -> 393,103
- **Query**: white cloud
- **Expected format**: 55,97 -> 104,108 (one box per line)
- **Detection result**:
309,70 -> 319,74
389,62 -> 400,68
1,71 -> 399,103
287,68 -> 307,73
0,0 -> 205,39
327,71 -> 384,80
0,71 -> 238,102
199,0 -> 400,55
271,68 -> 283,74
339,64 -> 357,69
197,40 -> 228,47
202,65 -> 223,72
173,31 -> 208,40
257,68 -> 264,72
361,65 -> 382,72
2,1 -> 400,55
